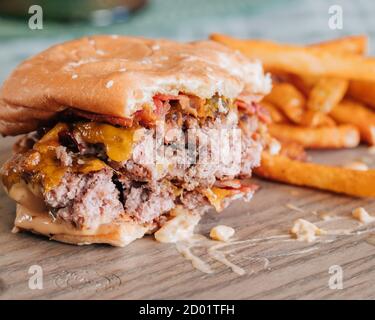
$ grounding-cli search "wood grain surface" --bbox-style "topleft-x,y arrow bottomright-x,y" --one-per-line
0,136 -> 374,300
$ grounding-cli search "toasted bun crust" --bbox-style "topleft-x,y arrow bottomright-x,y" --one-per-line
15,204 -> 149,247
0,35 -> 270,136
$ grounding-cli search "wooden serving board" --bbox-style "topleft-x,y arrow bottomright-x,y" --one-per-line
0,136 -> 374,300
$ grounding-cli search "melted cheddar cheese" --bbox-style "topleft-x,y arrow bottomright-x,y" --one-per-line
29,123 -> 108,191
3,121 -> 137,192
203,187 -> 236,212
74,122 -> 136,162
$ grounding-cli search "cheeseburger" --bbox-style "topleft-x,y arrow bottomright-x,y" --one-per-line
0,36 -> 271,246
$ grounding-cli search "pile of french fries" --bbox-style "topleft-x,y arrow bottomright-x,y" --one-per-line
211,34 -> 375,197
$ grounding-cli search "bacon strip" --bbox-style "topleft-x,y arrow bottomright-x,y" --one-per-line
62,94 -> 269,129
235,100 -> 271,123
62,109 -> 133,127
214,179 -> 242,189
153,94 -> 180,101
238,183 -> 259,193
255,103 -> 272,124
235,100 -> 257,114
214,179 -> 259,193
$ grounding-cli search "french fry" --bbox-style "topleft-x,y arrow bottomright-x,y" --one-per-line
348,80 -> 375,110
310,36 -> 373,111
287,74 -> 317,96
264,83 -> 305,123
330,99 -> 375,145
292,36 -> 365,96
254,152 -> 375,197
300,110 -> 336,127
210,34 -> 375,81
287,37 -> 365,97
269,123 -> 360,149
310,35 -> 368,55
307,78 -> 348,113
279,141 -> 307,161
260,101 -> 289,123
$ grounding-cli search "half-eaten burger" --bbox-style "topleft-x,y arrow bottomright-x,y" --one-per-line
0,36 -> 271,246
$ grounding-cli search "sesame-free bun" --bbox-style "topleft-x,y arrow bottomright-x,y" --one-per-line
6,178 -> 151,247
0,35 -> 270,136
15,204 -> 150,247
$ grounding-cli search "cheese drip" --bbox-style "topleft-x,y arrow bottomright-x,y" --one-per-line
203,187 -> 237,212
74,122 -> 136,162
2,121 -> 136,192
32,123 -> 108,191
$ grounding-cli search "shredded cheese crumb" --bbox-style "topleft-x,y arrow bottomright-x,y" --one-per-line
343,161 -> 368,171
154,209 -> 201,243
290,219 -> 325,242
11,226 -> 20,233
72,74 -> 78,79
105,80 -> 114,88
119,68 -> 127,72
210,225 -> 235,242
318,211 -> 335,221
352,207 -> 375,224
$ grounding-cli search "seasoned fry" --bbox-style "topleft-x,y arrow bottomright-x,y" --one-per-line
264,83 -> 305,123
300,110 -> 336,127
294,37 -> 364,97
348,80 -> 375,110
210,34 -> 375,81
212,34 -> 375,198
310,35 -> 368,55
254,152 -> 375,197
279,141 -> 307,161
260,101 -> 289,123
287,74 -> 317,96
310,36 -> 372,111
269,123 -> 360,149
288,37 -> 364,97
307,78 -> 348,113
330,99 -> 375,145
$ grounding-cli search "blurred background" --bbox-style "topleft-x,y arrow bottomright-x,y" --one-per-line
0,0 -> 374,82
